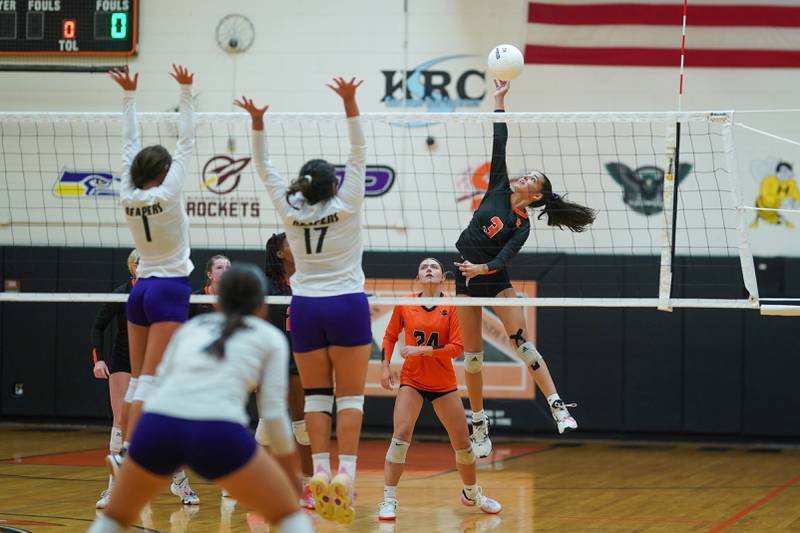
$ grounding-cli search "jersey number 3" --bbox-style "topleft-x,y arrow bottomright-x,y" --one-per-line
482,216 -> 504,238
303,227 -> 328,254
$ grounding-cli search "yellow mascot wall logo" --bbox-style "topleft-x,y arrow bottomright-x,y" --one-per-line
751,161 -> 800,228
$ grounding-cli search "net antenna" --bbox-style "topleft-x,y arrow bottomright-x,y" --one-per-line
658,0 -> 758,311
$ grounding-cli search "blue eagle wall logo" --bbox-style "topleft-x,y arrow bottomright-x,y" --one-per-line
606,162 -> 692,216
52,170 -> 119,197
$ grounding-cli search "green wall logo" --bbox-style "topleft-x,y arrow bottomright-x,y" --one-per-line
606,162 -> 692,216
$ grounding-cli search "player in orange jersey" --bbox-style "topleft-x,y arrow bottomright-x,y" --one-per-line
377,258 -> 501,521
189,254 -> 230,317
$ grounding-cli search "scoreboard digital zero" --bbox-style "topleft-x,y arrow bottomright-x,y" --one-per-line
0,0 -> 137,55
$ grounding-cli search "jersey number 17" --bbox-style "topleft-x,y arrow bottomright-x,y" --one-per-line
303,227 -> 328,254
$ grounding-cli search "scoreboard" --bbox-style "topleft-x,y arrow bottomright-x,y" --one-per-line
0,0 -> 137,55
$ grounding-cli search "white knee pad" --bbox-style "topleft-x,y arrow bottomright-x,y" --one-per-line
255,418 -> 271,446
463,351 -> 484,374
455,446 -> 476,465
336,395 -> 365,413
305,394 -> 334,415
291,420 -> 310,446
517,341 -> 543,370
385,437 -> 410,464
256,417 -> 295,455
109,426 -> 123,454
123,377 -> 138,404
132,375 -> 156,403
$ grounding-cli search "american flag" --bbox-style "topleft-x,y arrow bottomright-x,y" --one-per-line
525,1 -> 800,67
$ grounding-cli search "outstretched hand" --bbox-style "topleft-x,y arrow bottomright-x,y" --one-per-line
233,97 -> 269,119
109,67 -> 138,91
169,64 -> 194,85
326,77 -> 364,101
233,96 -> 269,130
494,79 -> 510,98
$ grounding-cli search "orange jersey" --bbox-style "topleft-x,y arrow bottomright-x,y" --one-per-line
381,294 -> 463,392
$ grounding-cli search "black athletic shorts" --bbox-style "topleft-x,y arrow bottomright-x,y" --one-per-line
109,350 -> 131,374
400,384 -> 458,403
454,258 -> 513,298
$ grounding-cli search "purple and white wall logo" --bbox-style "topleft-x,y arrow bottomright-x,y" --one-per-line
334,165 -> 396,197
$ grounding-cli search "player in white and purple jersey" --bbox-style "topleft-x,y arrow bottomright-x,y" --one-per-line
235,77 -> 369,525
88,264 -> 312,533
106,65 -> 199,504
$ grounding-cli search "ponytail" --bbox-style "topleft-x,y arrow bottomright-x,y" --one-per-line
529,173 -> 596,232
205,313 -> 245,359
203,264 -> 267,359
285,159 -> 337,208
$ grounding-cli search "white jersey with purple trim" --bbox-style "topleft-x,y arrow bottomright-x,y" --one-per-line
145,313 -> 290,430
119,86 -> 195,278
253,117 -> 366,297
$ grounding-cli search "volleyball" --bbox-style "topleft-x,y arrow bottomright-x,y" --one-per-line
487,44 -> 524,81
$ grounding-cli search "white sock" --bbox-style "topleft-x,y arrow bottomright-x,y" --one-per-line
384,485 -> 397,500
547,394 -> 562,408
338,454 -> 358,480
121,441 -> 130,455
463,484 -> 479,500
312,452 -> 331,477
109,426 -> 123,454
87,514 -> 126,533
107,474 -> 114,489
172,470 -> 186,485
276,510 -> 313,533
472,409 -> 486,424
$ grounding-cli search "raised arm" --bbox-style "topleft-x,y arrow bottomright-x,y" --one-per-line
488,80 -> 510,192
234,96 -> 294,220
158,65 -> 196,201
326,77 -> 366,210
110,68 -> 140,195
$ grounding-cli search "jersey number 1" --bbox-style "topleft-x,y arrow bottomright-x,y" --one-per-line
141,215 -> 152,242
304,227 -> 328,254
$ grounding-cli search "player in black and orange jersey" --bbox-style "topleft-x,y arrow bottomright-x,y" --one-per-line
377,258 -> 501,521
90,250 -> 137,509
189,254 -> 230,317
263,232 -> 315,510
454,80 -> 596,454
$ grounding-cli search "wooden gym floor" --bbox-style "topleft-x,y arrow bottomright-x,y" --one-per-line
0,425 -> 798,532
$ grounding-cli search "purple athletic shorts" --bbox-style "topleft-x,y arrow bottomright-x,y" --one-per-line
290,292 -> 372,352
128,412 -> 257,480
127,277 -> 191,326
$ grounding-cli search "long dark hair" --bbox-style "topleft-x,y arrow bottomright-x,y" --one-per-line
528,173 -> 596,232
285,159 -> 337,208
265,232 -> 290,293
205,263 -> 267,359
130,145 -> 172,189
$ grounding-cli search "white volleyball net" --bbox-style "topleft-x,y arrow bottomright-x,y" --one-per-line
0,110 -> 761,308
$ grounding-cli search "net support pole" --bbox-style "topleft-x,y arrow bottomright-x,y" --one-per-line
724,115 -> 760,302
658,0 -> 689,312
658,124 -> 679,311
